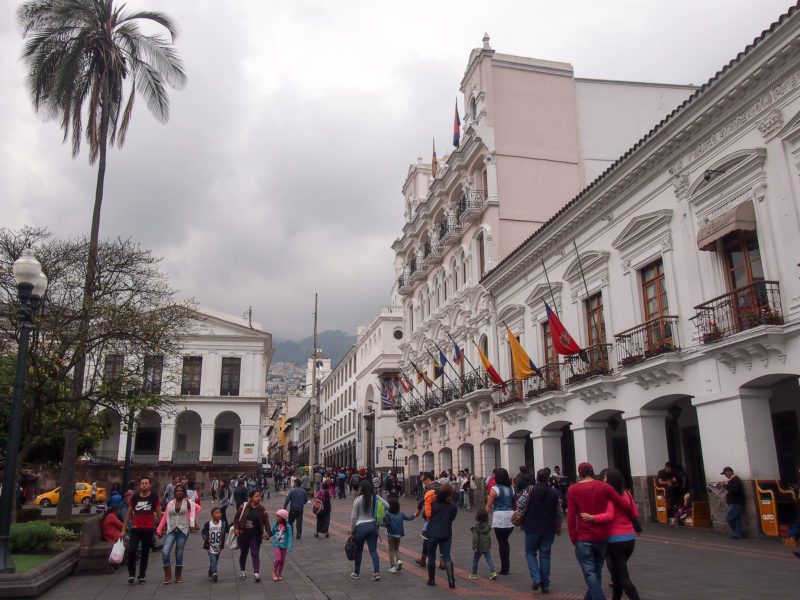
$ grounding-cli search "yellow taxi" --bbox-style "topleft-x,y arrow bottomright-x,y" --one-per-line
34,482 -> 108,507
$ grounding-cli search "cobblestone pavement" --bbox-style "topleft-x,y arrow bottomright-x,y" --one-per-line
39,491 -> 797,600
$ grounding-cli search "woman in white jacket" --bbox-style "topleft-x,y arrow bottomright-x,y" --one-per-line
156,484 -> 197,583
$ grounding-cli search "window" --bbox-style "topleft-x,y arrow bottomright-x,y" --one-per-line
453,265 -> 459,291
481,169 -> 488,194
724,231 -> 764,291
477,233 -> 486,277
103,354 -> 124,384
542,321 -> 560,387
181,356 -> 202,395
462,259 -> 468,286
143,355 -> 163,394
220,357 -> 241,396
640,259 -> 672,348
585,293 -> 606,346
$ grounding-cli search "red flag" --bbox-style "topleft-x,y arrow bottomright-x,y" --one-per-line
398,373 -> 410,393
545,302 -> 582,356
476,345 -> 506,393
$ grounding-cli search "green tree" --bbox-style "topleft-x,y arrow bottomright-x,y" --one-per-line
18,0 -> 186,520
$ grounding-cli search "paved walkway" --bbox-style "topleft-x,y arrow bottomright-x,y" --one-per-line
40,492 -> 798,600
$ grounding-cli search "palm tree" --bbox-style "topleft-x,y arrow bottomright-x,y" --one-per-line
18,0 -> 186,520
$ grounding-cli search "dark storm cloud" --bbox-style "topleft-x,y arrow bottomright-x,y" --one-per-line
1,0 -> 793,338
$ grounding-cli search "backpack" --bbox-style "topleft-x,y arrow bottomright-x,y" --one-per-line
374,497 -> 387,527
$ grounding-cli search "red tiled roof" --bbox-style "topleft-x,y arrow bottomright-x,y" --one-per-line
482,1 -> 800,284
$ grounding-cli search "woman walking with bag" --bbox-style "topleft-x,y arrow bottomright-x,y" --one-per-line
485,467 -> 515,575
348,480 -> 389,581
156,483 -> 197,584
426,483 -> 458,588
233,490 -> 272,582
314,481 -> 332,538
579,468 -> 641,600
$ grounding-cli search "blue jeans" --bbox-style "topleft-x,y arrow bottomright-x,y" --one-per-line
525,532 -> 555,589
353,522 -> 379,575
207,551 -> 219,576
162,529 -> 188,567
574,540 -> 607,600
726,503 -> 744,538
427,536 -> 452,567
471,549 -> 496,575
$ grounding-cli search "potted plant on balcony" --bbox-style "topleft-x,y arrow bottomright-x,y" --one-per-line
702,322 -> 723,344
739,307 -> 762,329
620,354 -> 643,367
761,307 -> 782,325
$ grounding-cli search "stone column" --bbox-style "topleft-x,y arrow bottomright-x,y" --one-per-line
571,422 -> 609,467
500,438 -> 526,472
623,409 -> 669,522
532,430 -> 562,472
199,423 -> 215,463
693,390 -> 779,536
158,422 -> 176,463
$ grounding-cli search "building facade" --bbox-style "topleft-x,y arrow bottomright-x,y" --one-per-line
92,306 -> 273,468
477,7 -> 800,536
394,36 -> 695,483
319,347 -> 359,467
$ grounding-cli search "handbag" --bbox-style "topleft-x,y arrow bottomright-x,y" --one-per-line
511,485 -> 533,527
108,539 -> 125,564
344,535 -> 356,561
227,505 -> 247,550
312,494 -> 323,515
627,492 -> 643,534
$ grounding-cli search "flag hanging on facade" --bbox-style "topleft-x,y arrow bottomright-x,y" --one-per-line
393,377 -> 403,399
476,344 -> 506,392
507,327 -> 545,380
431,138 -> 438,177
433,355 -> 444,380
411,360 -> 433,387
380,381 -> 393,409
545,302 -> 584,358
398,372 -> 410,393
403,371 -> 415,391
453,342 -> 463,365
453,100 -> 461,147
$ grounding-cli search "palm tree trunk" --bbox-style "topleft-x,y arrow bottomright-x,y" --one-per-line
55,93 -> 110,521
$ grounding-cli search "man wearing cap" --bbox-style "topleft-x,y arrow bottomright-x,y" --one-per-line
566,462 -> 635,600
719,466 -> 745,539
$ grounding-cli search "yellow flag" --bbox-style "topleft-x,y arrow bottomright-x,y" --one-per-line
507,327 -> 534,380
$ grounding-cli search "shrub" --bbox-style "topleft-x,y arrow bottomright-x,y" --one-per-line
10,522 -> 55,553
16,507 -> 43,522
50,525 -> 79,542
51,520 -> 84,535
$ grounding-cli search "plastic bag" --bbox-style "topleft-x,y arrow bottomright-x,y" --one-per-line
226,527 -> 239,550
109,539 -> 125,564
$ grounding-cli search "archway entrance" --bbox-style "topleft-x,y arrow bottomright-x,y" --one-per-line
213,411 -> 241,465
174,411 -> 201,464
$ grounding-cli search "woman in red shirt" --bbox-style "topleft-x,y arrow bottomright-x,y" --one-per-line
579,468 -> 641,600
102,505 -> 125,543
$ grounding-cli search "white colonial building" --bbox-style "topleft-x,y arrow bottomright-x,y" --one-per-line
93,306 -> 273,468
478,6 -> 800,536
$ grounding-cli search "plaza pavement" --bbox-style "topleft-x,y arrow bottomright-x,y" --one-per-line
39,490 -> 797,600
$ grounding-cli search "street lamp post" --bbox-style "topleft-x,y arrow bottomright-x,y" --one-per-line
0,249 -> 47,574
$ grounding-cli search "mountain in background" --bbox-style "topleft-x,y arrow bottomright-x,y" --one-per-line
273,330 -> 356,366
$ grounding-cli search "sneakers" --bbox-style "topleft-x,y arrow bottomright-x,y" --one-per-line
254,573 -> 260,583
239,571 -> 247,580
372,573 -> 380,581
388,567 -> 398,574
489,571 -> 498,580
138,577 -> 146,585
396,560 -> 403,571
350,573 -> 360,579
468,573 -> 478,581
127,577 -> 135,585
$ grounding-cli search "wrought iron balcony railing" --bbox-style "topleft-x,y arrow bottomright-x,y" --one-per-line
692,280 -> 783,344
614,315 -> 680,368
563,343 -> 613,386
173,450 -> 200,464
212,452 -> 240,465
457,189 -> 487,223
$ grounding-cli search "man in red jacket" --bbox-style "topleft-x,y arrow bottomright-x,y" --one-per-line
566,463 -> 633,600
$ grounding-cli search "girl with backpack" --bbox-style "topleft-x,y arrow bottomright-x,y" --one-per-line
314,481 -> 332,538
348,480 -> 389,581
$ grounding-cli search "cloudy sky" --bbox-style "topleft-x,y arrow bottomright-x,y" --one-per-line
0,0 -> 792,340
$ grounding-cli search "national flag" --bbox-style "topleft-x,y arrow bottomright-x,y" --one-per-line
431,138 -> 438,177
453,342 -> 464,366
403,371 -> 415,391
476,344 -> 506,392
380,383 -> 392,409
411,360 -> 433,387
438,348 -> 449,371
507,327 -> 545,380
432,356 -> 444,380
545,302 -> 586,362
393,377 -> 403,398
453,101 -> 461,147
398,372 -> 410,393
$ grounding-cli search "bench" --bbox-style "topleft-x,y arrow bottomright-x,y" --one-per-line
755,480 -> 798,537
685,500 -> 710,527
77,514 -> 114,573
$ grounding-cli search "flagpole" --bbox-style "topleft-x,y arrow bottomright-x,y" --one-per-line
573,238 -> 598,349
424,347 -> 452,406
446,330 -> 485,386
408,359 -> 435,410
432,339 -> 468,389
541,258 -> 560,317
401,368 -> 426,405
425,345 -> 462,392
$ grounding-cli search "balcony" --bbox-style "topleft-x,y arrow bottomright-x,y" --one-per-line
131,452 -> 159,465
90,450 -> 118,464
173,450 -> 200,464
409,258 -> 425,283
692,280 -> 783,344
397,275 -> 412,296
563,344 -> 613,386
212,452 -> 240,465
424,242 -> 444,267
499,363 -> 562,408
439,218 -> 462,246
457,189 -> 487,225
614,316 -> 680,368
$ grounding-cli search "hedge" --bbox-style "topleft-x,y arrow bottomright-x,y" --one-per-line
10,522 -> 55,553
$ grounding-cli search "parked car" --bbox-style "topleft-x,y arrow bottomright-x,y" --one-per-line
34,482 -> 107,507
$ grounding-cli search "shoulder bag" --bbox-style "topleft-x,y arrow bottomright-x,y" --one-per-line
226,504 -> 247,550
511,485 -> 533,527
627,492 -> 643,534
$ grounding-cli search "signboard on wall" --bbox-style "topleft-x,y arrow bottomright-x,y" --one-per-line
244,443 -> 255,456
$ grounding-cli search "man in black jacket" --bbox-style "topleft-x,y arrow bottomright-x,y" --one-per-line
284,479 -> 308,539
514,466 -> 534,494
720,466 -> 745,539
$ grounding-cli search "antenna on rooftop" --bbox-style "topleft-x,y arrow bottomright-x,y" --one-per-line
244,306 -> 253,328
